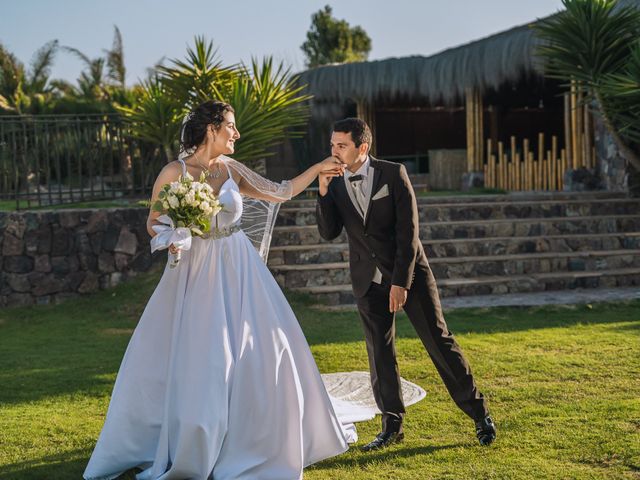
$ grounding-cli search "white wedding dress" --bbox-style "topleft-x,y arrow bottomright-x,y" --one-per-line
83,161 -> 351,480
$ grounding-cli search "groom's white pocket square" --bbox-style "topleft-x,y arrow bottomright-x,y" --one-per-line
372,184 -> 389,200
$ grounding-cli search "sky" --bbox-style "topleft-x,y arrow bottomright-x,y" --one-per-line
1,0 -> 565,86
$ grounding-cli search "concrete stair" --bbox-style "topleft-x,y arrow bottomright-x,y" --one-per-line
267,192 -> 640,306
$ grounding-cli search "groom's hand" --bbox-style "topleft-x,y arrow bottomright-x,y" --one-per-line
389,285 -> 408,313
318,156 -> 344,197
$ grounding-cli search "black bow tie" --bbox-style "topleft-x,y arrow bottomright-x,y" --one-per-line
348,174 -> 364,182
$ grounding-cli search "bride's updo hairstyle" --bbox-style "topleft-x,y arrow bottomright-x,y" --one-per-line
179,100 -> 235,153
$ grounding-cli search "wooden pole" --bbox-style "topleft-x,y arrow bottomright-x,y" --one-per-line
577,87 -> 584,169
465,88 -> 475,173
528,152 -> 535,191
476,90 -> 484,170
357,100 -> 376,156
564,93 -> 572,168
490,154 -> 497,188
584,101 -> 592,169
560,149 -> 567,190
504,154 -> 509,191
538,133 -> 545,191
570,81 -> 579,169
485,138 -> 495,188
498,141 -> 504,189
523,138 -> 530,191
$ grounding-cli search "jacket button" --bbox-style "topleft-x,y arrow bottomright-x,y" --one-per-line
364,233 -> 369,237
370,252 -> 376,258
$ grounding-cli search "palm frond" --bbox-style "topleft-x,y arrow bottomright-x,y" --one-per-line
28,40 -> 59,92
105,25 -> 126,87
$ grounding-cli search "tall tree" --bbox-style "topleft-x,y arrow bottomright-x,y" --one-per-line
119,37 -> 311,164
301,5 -> 372,68
535,0 -> 640,172
0,40 -> 59,114
105,25 -> 126,89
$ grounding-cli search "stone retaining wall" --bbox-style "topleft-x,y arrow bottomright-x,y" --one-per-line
0,208 -> 159,308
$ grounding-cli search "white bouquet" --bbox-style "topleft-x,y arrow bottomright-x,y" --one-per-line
150,171 -> 222,268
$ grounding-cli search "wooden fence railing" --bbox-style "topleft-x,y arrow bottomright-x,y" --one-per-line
484,133 -> 595,191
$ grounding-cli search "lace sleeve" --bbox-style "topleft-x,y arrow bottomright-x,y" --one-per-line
223,156 -> 291,263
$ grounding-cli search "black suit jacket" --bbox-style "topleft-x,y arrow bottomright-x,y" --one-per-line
316,157 -> 429,298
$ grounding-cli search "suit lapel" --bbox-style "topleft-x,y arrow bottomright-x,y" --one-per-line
364,158 -> 384,228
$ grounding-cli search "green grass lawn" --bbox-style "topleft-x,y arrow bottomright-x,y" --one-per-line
0,266 -> 638,479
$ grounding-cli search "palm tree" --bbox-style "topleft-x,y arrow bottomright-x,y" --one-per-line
105,25 -> 126,89
119,36 -> 311,164
62,46 -> 109,100
118,75 -> 183,163
61,25 -> 129,106
0,40 -> 59,114
534,0 -> 640,172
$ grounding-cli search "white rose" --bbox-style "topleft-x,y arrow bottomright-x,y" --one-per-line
167,195 -> 179,209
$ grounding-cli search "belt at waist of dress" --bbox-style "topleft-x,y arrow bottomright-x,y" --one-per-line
200,223 -> 241,240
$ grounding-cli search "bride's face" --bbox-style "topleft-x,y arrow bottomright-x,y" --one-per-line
210,111 -> 240,154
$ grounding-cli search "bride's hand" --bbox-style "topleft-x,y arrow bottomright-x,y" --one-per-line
317,156 -> 345,176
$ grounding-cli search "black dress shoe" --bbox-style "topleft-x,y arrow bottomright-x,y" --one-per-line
475,415 -> 496,446
361,431 -> 404,452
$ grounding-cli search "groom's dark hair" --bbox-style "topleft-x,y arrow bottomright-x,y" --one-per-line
333,118 -> 372,152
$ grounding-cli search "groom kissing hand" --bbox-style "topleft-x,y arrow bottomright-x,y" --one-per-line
316,118 -> 496,451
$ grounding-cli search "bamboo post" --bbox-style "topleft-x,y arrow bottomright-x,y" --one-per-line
465,88 -> 476,173
476,90 -> 484,171
515,153 -> 521,191
551,136 -> 558,190
489,154 -> 496,188
577,87 -> 585,169
357,100 -> 376,156
584,104 -> 591,169
537,133 -> 545,191
510,136 -> 516,190
560,149 -> 567,190
504,154 -> 509,191
528,152 -> 535,191
498,141 -> 504,189
546,151 -> 552,190
486,139 -> 493,187
523,138 -> 530,191
564,93 -> 572,169
570,81 -> 579,169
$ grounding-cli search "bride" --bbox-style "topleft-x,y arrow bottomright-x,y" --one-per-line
83,100 -> 350,480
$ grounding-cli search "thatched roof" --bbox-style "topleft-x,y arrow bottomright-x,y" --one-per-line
298,0 -> 640,105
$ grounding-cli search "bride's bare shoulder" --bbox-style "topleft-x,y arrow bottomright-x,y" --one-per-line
154,161 -> 183,184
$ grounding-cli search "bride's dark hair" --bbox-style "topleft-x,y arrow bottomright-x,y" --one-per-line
179,100 -> 235,153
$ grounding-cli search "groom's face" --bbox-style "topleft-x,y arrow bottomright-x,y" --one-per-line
330,131 -> 368,166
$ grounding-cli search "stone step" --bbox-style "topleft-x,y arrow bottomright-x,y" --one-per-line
271,214 -> 640,246
268,232 -> 640,265
287,267 -> 640,306
276,198 -> 640,226
286,190 -> 632,208
270,250 -> 640,289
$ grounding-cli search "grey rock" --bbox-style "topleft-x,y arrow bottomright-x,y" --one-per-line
114,227 -> 138,255
2,233 -> 23,256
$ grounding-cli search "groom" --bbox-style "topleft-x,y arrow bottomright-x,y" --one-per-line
315,118 -> 496,450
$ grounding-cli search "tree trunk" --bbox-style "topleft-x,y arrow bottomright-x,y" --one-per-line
163,145 -> 174,164
594,91 -> 640,173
